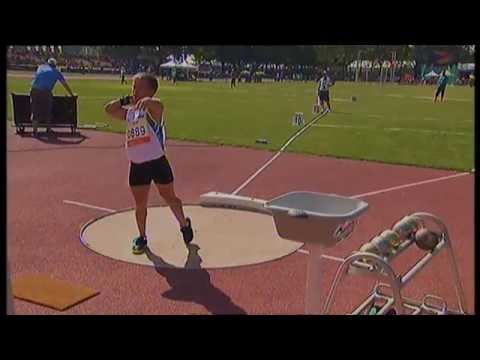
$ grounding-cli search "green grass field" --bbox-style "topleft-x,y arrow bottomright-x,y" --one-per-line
6,74 -> 474,171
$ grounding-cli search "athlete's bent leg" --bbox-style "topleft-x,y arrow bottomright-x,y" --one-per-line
155,182 -> 187,228
155,182 -> 193,244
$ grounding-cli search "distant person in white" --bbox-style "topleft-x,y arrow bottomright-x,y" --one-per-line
317,70 -> 334,113
120,66 -> 126,84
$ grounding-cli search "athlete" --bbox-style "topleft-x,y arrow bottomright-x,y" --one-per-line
104,73 -> 193,254
434,70 -> 449,103
316,70 -> 334,113
120,66 -> 126,84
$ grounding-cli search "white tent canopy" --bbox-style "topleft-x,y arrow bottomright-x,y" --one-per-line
458,63 -> 474,71
178,60 -> 198,70
159,60 -> 178,68
160,59 -> 198,70
424,70 -> 439,78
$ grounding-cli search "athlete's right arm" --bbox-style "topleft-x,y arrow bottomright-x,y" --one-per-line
104,97 -> 130,120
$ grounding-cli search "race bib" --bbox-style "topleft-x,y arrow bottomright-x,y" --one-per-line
126,110 -> 151,147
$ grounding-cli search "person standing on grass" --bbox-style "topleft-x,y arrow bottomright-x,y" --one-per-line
120,66 -> 126,84
434,70 -> 449,102
104,73 -> 193,255
172,67 -> 177,85
316,70 -> 334,113
230,70 -> 236,88
30,58 -> 75,136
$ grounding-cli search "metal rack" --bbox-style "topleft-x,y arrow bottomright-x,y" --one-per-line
321,212 -> 468,315
199,191 -> 469,315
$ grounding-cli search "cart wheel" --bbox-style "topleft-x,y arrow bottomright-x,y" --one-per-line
386,308 -> 397,315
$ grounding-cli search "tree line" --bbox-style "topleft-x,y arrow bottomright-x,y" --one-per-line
98,45 -> 474,67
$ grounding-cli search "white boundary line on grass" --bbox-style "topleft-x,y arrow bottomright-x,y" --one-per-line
63,200 -> 116,213
312,123 -> 471,136
413,96 -> 472,102
231,110 -> 329,195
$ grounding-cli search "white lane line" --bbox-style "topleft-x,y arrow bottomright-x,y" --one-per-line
414,96 -> 472,102
386,127 -> 470,136
420,117 -> 471,123
231,152 -> 284,195
350,172 -> 471,199
231,111 -> 329,195
313,124 -> 368,130
331,98 -> 353,102
447,98 -> 473,102
296,249 -> 345,262
63,200 -> 116,213
313,123 -> 471,136
362,115 -> 470,124
413,96 -> 435,101
321,254 -> 345,262
385,94 -> 472,103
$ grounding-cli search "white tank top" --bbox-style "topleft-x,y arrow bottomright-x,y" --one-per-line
125,108 -> 166,164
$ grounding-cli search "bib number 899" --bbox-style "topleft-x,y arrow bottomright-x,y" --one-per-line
129,126 -> 146,139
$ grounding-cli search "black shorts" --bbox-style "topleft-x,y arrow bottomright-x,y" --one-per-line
129,156 -> 174,187
30,88 -> 53,124
435,86 -> 446,97
318,90 -> 330,102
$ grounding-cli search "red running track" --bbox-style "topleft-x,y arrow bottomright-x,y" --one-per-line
7,127 -> 474,315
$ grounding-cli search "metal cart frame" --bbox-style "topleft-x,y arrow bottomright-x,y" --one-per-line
11,93 -> 78,135
321,212 -> 468,315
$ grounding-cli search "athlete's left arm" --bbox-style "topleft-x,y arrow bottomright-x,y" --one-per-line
136,97 -> 164,122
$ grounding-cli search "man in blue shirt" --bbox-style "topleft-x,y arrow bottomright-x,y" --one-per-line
434,70 -> 449,103
30,58 -> 75,136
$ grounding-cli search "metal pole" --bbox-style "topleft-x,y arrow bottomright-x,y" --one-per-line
355,50 -> 361,82
305,245 -> 327,314
390,52 -> 394,82
400,242 -> 444,286
379,63 -> 383,86
392,51 -> 397,82
323,253 -> 405,315
411,212 -> 468,314
444,237 -> 468,313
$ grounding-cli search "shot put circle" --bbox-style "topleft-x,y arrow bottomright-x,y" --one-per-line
80,205 -> 303,269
